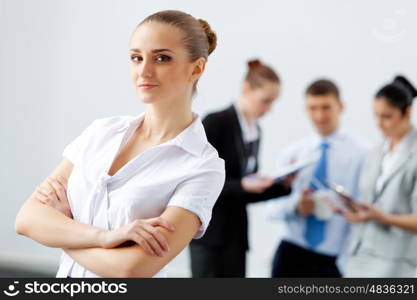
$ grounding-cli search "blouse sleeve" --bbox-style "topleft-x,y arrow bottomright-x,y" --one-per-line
62,120 -> 98,164
167,156 -> 225,239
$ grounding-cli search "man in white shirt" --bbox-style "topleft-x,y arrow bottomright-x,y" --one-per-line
266,79 -> 367,277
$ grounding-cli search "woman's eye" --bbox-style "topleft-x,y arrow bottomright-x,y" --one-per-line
155,55 -> 171,63
131,56 -> 142,63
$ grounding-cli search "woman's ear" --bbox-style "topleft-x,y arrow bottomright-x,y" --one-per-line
190,57 -> 206,81
404,106 -> 412,120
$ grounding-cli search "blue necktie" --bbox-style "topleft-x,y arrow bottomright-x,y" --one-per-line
304,141 -> 329,249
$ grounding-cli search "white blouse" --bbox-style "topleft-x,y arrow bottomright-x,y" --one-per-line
56,113 -> 225,278
233,103 -> 259,143
234,104 -> 259,174
375,129 -> 413,194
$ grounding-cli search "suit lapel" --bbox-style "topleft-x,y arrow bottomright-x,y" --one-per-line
376,129 -> 417,198
227,105 -> 247,175
367,148 -> 384,203
252,138 -> 260,172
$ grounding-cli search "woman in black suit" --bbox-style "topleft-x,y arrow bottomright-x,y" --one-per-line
190,59 -> 292,277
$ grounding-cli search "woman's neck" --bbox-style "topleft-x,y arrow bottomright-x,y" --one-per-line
237,97 -> 255,124
389,123 -> 412,152
141,100 -> 193,144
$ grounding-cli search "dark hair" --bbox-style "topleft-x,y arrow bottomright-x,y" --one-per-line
138,10 -> 217,61
375,75 -> 417,114
305,79 -> 340,100
245,59 -> 280,89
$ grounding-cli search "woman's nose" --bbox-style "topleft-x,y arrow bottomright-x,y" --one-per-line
138,59 -> 153,78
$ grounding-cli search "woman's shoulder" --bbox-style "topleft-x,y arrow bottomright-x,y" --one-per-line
197,142 -> 225,173
203,105 -> 234,124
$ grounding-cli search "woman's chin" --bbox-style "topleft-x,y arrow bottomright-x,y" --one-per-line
137,94 -> 159,104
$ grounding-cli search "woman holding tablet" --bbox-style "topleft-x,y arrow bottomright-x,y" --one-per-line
189,59 -> 293,277
15,10 -> 225,278
338,75 -> 417,277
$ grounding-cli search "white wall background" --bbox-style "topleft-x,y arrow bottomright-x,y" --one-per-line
1,0 -> 416,277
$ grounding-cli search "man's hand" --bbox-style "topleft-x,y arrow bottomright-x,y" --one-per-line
296,188 -> 315,217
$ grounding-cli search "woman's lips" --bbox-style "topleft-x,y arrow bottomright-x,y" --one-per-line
138,84 -> 159,90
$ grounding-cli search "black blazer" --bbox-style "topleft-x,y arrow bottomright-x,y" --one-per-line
192,105 -> 291,250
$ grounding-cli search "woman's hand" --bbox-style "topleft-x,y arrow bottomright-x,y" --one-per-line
35,176 -> 176,256
100,218 -> 175,257
34,176 -> 73,219
241,174 -> 274,193
334,201 -> 387,224
282,173 -> 297,188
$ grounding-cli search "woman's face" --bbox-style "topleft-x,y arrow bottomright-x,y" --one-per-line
373,98 -> 411,138
129,22 -> 204,105
243,81 -> 280,119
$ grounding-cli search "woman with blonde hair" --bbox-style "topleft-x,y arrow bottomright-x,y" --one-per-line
15,10 -> 225,278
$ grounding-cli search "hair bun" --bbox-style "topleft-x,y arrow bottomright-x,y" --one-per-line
198,19 -> 217,55
394,75 -> 417,101
248,59 -> 262,70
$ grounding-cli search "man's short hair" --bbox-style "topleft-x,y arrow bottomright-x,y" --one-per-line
305,79 -> 340,100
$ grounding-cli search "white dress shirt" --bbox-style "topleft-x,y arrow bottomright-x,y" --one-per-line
234,103 -> 259,143
234,103 -> 259,173
56,113 -> 225,278
265,130 -> 367,273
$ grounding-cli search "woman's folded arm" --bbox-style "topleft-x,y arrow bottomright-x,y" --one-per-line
65,206 -> 201,277
15,159 -> 105,249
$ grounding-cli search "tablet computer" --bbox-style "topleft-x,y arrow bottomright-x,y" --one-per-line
328,182 -> 357,212
273,156 -> 318,182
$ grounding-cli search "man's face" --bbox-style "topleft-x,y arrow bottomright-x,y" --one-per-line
305,93 -> 343,136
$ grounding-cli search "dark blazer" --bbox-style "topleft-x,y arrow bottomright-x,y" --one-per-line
192,105 -> 291,250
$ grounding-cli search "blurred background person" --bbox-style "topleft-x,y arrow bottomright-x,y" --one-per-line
266,79 -> 367,277
339,76 -> 417,277
189,59 -> 293,277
